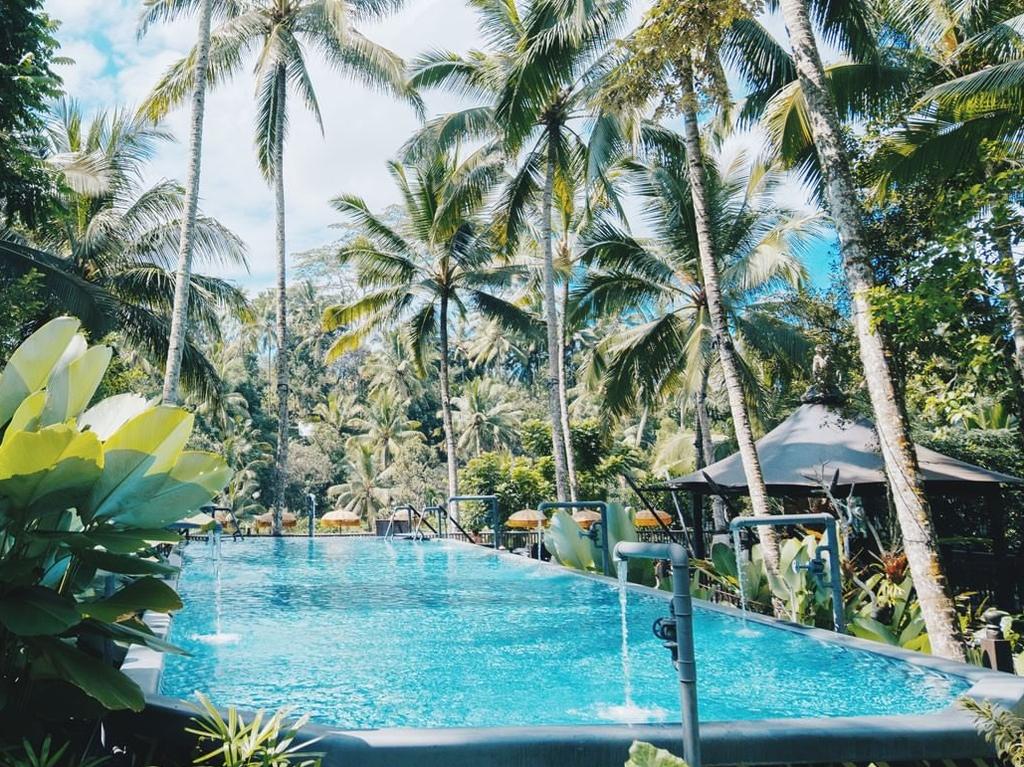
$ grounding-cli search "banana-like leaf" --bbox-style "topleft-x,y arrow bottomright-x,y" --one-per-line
33,636 -> 145,711
75,550 -> 177,576
543,509 -> 595,570
710,542 -> 738,579
78,577 -> 182,623
40,345 -> 112,427
87,407 -> 194,521
78,617 -> 186,655
6,391 -> 47,437
0,318 -> 80,427
626,742 -> 687,767
603,503 -> 636,572
78,394 -> 150,441
0,426 -> 103,510
106,451 -> 229,529
0,586 -> 81,636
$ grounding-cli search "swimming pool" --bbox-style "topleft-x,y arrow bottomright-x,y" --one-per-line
161,537 -> 971,729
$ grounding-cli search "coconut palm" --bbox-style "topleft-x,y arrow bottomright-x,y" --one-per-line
452,378 -> 525,456
2,99 -> 248,399
137,0 -> 224,404
143,0 -> 421,535
406,0 -> 633,501
328,444 -> 392,527
321,149 -> 535,505
575,126 -> 815,530
772,0 -> 965,660
348,388 -> 424,471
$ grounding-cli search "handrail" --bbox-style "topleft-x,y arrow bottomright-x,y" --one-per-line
448,495 -> 499,549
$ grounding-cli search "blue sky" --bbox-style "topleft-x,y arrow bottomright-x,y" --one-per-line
44,0 -> 838,293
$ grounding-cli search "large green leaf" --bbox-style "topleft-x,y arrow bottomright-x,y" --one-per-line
5,391 -> 47,437
87,406 -> 194,520
0,425 -> 103,510
33,637 -> 144,711
79,617 -> 186,655
0,317 -> 80,427
78,394 -> 150,441
106,451 -> 230,529
76,550 -> 177,576
0,586 -> 81,636
626,741 -> 687,767
79,577 -> 182,623
543,509 -> 595,570
40,345 -> 112,426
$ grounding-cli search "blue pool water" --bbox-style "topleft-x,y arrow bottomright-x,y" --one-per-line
161,538 -> 970,729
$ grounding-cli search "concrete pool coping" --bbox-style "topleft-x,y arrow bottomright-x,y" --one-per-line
122,537 -> 1024,766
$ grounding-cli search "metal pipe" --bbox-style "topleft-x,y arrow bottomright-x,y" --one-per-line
539,501 -> 611,575
613,542 -> 700,767
729,514 -> 845,633
448,495 -> 499,549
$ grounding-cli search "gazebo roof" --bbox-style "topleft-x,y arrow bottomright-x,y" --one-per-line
649,399 -> 1023,497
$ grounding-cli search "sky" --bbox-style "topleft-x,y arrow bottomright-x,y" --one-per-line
43,0 -> 838,292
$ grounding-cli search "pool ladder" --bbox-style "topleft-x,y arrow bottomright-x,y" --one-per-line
383,504 -> 437,541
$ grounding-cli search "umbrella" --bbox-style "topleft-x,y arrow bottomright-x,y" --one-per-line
572,509 -> 602,530
635,508 -> 673,528
255,511 -> 297,528
322,509 -> 362,528
173,512 -> 216,531
506,509 -> 548,528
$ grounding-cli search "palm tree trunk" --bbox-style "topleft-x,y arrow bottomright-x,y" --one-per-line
695,375 -> 729,531
677,57 -> 778,570
541,129 -> 571,501
994,226 -> 1024,378
778,0 -> 964,659
558,277 -> 578,500
438,291 -> 460,509
271,69 -> 288,538
161,0 -> 212,405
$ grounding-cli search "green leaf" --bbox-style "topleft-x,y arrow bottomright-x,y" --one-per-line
0,587 -> 81,636
78,394 -> 150,441
78,617 -> 186,655
6,391 -> 47,436
87,406 -> 194,521
0,425 -> 103,510
33,637 -> 144,711
626,741 -> 688,767
0,317 -> 80,427
40,345 -> 112,426
79,577 -> 182,623
76,550 -> 177,576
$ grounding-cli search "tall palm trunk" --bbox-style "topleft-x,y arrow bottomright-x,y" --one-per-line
695,374 -> 729,531
271,69 -> 289,538
558,277 -> 578,500
677,57 -> 778,570
541,129 -> 571,501
778,0 -> 963,659
438,291 -> 460,510
994,226 -> 1024,378
161,0 -> 212,405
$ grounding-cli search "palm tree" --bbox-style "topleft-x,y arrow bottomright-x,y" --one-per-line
772,0 -> 965,659
2,99 -> 249,399
143,0 -> 420,535
137,0 -> 221,405
328,444 -> 392,527
349,388 -> 423,471
406,0 -> 633,501
321,150 -> 534,506
452,377 -> 525,456
576,125 -> 815,533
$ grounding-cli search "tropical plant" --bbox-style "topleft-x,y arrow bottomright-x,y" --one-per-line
452,378 -> 524,456
625,741 -> 686,767
185,693 -> 321,767
138,0 -> 217,404
0,317 -> 230,728
327,445 -> 391,527
963,697 -> 1024,767
143,0 -> 421,535
321,149 -> 533,503
348,388 -> 422,471
407,0 -> 634,502
1,100 -> 249,401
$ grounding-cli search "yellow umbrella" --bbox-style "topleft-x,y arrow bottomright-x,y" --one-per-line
572,509 -> 602,530
322,509 -> 362,528
506,508 -> 548,528
255,511 -> 297,528
635,509 -> 673,528
178,512 -> 215,531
